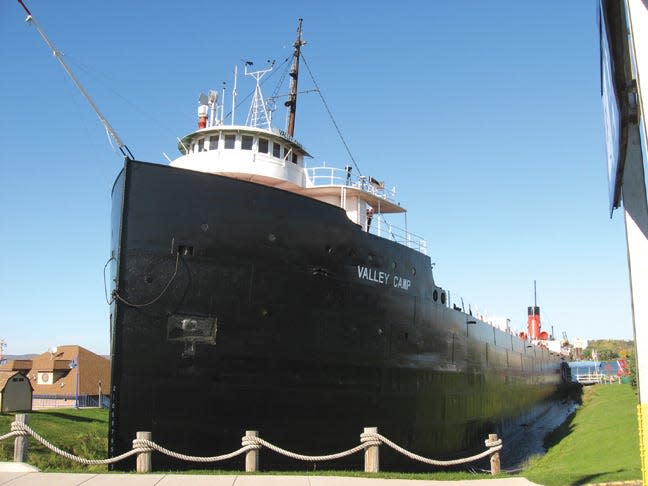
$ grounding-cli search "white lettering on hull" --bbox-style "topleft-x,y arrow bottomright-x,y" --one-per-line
356,265 -> 411,291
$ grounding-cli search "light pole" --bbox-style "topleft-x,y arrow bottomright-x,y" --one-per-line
69,358 -> 79,408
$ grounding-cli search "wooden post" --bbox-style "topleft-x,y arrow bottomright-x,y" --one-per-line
489,433 -> 501,475
13,413 -> 29,463
245,430 -> 259,472
363,426 -> 379,473
136,431 -> 152,473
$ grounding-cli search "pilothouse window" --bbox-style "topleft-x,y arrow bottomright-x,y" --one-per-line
225,134 -> 235,149
209,136 -> 219,150
198,139 -> 205,152
258,138 -> 269,153
242,135 -> 253,150
272,142 -> 281,158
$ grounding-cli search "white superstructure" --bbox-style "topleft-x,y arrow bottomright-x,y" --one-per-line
171,62 -> 427,254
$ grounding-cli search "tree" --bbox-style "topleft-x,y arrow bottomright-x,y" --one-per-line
627,352 -> 637,388
598,348 -> 619,361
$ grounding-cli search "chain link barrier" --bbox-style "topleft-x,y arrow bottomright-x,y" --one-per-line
0,418 -> 502,470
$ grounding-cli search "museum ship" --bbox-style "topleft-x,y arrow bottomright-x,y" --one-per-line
107,21 -> 567,471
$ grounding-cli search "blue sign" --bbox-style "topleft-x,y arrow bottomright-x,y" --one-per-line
600,0 -> 623,215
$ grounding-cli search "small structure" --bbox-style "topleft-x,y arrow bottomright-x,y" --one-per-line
0,345 -> 111,409
0,371 -> 33,412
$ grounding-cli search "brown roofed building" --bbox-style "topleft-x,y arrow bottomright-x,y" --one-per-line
0,345 -> 110,409
0,360 -> 32,373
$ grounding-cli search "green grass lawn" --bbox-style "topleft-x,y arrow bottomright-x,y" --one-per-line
523,384 -> 641,485
0,408 -> 109,472
0,386 -> 642,483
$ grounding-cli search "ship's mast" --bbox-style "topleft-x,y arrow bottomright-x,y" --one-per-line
286,18 -> 305,137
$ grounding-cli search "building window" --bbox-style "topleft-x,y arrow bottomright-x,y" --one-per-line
198,138 -> 205,152
209,135 -> 219,150
225,134 -> 236,149
241,135 -> 253,150
258,138 -> 269,153
272,142 -> 281,158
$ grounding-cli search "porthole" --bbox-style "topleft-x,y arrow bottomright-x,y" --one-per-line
433,290 -> 438,302
411,266 -> 416,276
441,292 -> 446,305
368,253 -> 374,262
325,245 -> 333,254
268,233 -> 276,242
391,261 -> 397,270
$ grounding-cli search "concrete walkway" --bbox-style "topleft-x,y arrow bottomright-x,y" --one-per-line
0,462 -> 543,486
0,471 -> 542,486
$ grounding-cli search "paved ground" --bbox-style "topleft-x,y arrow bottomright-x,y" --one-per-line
0,463 -> 544,485
0,470 -> 542,486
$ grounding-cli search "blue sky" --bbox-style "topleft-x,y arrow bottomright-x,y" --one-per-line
0,1 -> 634,355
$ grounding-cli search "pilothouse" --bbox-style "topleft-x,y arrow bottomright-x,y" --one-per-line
170,22 -> 427,254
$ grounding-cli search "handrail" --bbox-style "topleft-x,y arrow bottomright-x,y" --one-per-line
369,217 -> 428,255
305,166 -> 427,255
306,166 -> 397,203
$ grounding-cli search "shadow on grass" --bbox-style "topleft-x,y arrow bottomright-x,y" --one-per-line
34,410 -> 106,424
541,382 -> 583,450
542,409 -> 576,450
571,469 -> 627,485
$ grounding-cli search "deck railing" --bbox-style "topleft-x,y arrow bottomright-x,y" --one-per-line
306,166 -> 428,254
306,166 -> 398,203
369,216 -> 428,255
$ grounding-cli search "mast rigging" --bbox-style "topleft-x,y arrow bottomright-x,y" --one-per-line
16,0 -> 134,159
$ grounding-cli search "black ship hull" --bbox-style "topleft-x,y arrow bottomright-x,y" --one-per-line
109,159 -> 565,471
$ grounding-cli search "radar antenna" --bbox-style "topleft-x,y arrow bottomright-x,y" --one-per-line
244,62 -> 274,129
16,0 -> 134,159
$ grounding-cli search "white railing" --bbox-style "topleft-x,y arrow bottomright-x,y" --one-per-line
306,166 -> 398,203
306,166 -> 428,255
370,217 -> 428,255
